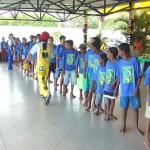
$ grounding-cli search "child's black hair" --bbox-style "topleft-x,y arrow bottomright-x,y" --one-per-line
91,41 -> 100,50
79,43 -> 87,50
50,36 -> 54,40
93,37 -> 101,45
65,40 -> 74,46
109,47 -> 118,58
100,53 -> 108,65
118,43 -> 130,54
25,42 -> 29,47
60,36 -> 66,41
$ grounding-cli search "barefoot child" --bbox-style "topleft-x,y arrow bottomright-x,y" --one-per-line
83,37 -> 101,107
118,43 -> 143,135
62,40 -> 78,98
75,43 -> 86,100
54,36 -> 66,92
85,42 -> 104,111
144,66 -> 150,149
103,47 -> 119,121
24,42 -> 30,76
94,53 -> 108,116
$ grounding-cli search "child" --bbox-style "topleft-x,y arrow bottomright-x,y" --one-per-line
21,37 -> 27,68
134,36 -> 143,57
1,37 -> 7,63
48,36 -> 56,84
62,40 -> 78,98
144,66 -> 150,149
75,43 -> 86,100
86,42 -> 104,111
103,47 -> 119,121
54,36 -> 66,92
24,42 -> 30,76
118,43 -> 143,135
29,36 -> 37,78
83,37 -> 101,107
94,53 -> 108,115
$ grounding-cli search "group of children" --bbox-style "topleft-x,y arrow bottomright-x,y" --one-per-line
1,34 -> 150,149
54,36 -> 150,149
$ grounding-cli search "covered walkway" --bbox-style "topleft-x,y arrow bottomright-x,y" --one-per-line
0,63 -> 147,150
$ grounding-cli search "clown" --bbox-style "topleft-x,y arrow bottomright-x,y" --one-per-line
24,31 -> 51,105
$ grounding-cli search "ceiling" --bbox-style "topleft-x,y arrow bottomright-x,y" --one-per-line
0,0 -> 149,22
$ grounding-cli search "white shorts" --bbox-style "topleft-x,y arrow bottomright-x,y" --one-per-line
145,102 -> 150,119
22,55 -> 25,59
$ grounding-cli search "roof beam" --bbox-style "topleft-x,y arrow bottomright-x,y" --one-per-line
2,0 -> 26,9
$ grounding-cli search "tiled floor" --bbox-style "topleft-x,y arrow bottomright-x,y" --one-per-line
0,63 -> 148,150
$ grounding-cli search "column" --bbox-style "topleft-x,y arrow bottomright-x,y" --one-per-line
128,2 -> 135,54
83,14 -> 88,43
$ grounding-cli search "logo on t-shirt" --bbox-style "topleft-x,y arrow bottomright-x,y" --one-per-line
93,59 -> 99,72
88,55 -> 93,68
80,58 -> 84,69
106,69 -> 115,84
51,51 -> 55,58
67,54 -> 75,65
122,66 -> 134,83
98,71 -> 106,85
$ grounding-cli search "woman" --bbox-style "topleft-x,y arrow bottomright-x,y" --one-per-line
24,31 -> 51,105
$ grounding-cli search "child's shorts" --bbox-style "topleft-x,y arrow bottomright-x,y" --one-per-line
120,96 -> 141,109
64,70 -> 77,85
145,102 -> 150,119
96,93 -> 103,105
50,63 -> 56,73
83,73 -> 92,92
22,55 -> 25,59
13,55 -> 17,60
89,80 -> 96,93
103,91 -> 115,100
77,73 -> 84,89
55,67 -> 61,78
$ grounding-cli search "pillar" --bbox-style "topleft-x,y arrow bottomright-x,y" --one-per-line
83,14 -> 88,44
128,2 -> 135,53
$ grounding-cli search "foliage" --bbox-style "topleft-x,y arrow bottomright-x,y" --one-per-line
0,14 -> 58,27
114,10 -> 150,51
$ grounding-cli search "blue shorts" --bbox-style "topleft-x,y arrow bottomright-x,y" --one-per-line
89,80 -> 96,93
96,93 -> 103,105
64,70 -> 77,85
120,96 -> 141,109
55,67 -> 61,78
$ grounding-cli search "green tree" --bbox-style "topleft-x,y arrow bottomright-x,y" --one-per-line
114,10 -> 150,51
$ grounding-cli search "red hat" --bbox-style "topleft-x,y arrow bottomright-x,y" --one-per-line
41,31 -> 50,41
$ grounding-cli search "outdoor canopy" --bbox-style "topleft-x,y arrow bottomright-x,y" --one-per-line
0,0 -> 149,22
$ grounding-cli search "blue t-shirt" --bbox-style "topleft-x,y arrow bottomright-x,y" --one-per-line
56,44 -> 65,69
75,54 -> 85,74
91,51 -> 105,81
63,49 -> 78,71
119,56 -> 142,96
20,43 -> 25,53
50,45 -> 56,63
104,60 -> 119,93
96,65 -> 106,94
91,53 -> 100,81
144,66 -> 150,102
24,48 -> 30,57
85,48 -> 95,73
29,41 -> 34,49
1,41 -> 7,50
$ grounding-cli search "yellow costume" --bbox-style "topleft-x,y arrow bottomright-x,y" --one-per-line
36,44 -> 50,98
